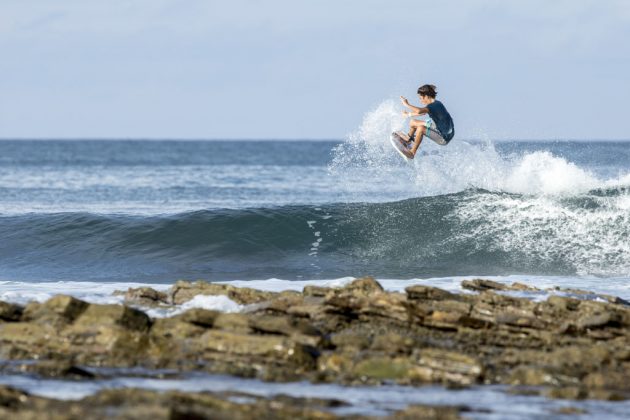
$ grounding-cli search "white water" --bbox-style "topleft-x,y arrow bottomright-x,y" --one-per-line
330,99 -> 630,198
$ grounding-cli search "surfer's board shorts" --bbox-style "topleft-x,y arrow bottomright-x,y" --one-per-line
424,119 -> 449,145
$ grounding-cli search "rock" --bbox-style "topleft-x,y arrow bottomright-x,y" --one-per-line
405,285 -> 457,301
462,280 -> 541,293
409,300 -> 472,330
16,360 -> 96,379
0,385 -> 29,409
173,308 -> 220,328
22,295 -> 89,327
371,332 -> 413,354
461,279 -> 508,292
0,384 -> 474,419
249,314 -> 323,346
0,301 -> 23,322
198,329 -> 318,378
507,366 -> 564,386
2,278 -> 630,405
549,287 -> 630,306
73,303 -> 151,332
324,282 -> 408,323
545,295 -> 581,311
390,404 -> 465,420
410,349 -> 483,386
123,286 -> 169,307
213,313 -> 253,334
545,386 -> 588,400
552,406 -> 588,415
353,357 -> 412,381
330,327 -> 372,351
169,280 -> 276,305
495,308 -> 548,329
582,370 -> 630,393
509,282 -> 541,292
303,285 -> 330,297
0,322 -> 61,359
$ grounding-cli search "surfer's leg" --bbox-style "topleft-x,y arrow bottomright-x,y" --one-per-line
410,124 -> 426,156
407,119 -> 424,145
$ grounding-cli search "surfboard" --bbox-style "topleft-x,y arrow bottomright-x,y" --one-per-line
390,131 -> 414,160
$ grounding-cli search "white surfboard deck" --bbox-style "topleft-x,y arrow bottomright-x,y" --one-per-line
390,131 -> 414,161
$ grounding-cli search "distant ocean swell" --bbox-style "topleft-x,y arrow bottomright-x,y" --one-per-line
1,186 -> 629,282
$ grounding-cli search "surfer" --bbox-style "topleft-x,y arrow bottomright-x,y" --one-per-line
399,84 -> 454,157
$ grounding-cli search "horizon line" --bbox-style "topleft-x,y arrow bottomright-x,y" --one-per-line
0,137 -> 630,142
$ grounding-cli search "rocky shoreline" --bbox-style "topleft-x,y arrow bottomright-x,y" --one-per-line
1,277 -> 630,418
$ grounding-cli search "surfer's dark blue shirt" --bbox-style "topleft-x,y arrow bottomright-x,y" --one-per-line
427,101 -> 454,141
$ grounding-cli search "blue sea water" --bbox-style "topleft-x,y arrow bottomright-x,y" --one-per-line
1,137 -> 630,290
2,101 -> 630,418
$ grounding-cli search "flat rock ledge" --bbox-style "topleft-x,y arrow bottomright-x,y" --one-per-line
1,277 -> 630,406
0,385 -> 465,420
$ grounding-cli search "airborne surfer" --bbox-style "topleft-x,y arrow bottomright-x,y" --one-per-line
398,84 -> 455,158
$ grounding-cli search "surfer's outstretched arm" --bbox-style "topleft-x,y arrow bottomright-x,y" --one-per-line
400,96 -> 428,116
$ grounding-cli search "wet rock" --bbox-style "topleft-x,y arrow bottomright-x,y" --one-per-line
509,282 -> 541,292
545,386 -> 588,400
461,279 -> 509,292
549,287 -> 630,306
16,360 -> 96,379
0,384 -> 475,419
406,285 -> 458,303
390,404 -> 465,420
0,301 -> 22,322
552,406 -> 588,415
123,286 -> 169,307
170,280 -> 276,305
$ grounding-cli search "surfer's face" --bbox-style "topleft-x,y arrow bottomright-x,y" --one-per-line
419,94 -> 432,105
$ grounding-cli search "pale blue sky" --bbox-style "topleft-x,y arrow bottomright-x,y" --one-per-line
1,0 -> 629,140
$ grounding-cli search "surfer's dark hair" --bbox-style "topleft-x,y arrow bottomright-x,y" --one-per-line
417,84 -> 437,98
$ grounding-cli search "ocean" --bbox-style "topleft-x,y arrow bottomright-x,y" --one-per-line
1,137 -> 630,288
2,101 -> 630,417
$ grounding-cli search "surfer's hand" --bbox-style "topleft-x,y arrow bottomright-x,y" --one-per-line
400,96 -> 409,105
